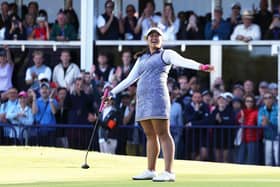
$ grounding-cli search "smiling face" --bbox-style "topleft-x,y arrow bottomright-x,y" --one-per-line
147,32 -> 163,52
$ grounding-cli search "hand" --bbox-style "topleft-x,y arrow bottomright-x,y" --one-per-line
261,116 -> 269,127
199,64 -> 214,72
216,113 -> 222,123
31,72 -> 37,80
238,110 -> 244,124
236,35 -> 244,41
88,113 -> 97,123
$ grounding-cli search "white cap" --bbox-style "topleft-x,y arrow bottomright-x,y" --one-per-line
145,27 -> 163,37
38,73 -> 49,81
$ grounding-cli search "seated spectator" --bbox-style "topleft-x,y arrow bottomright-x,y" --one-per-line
31,82 -> 58,146
30,16 -> 50,40
135,1 -> 161,40
254,0 -> 272,39
204,7 -> 231,40
0,46 -> 14,94
6,91 -> 34,145
264,13 -> 280,40
184,91 -> 210,161
157,3 -> 179,41
230,10 -> 261,42
4,13 -> 27,40
96,0 -> 124,40
258,91 -> 278,166
50,11 -> 77,41
52,50 -> 80,90
226,2 -> 242,33
123,4 -> 139,40
25,50 -> 52,91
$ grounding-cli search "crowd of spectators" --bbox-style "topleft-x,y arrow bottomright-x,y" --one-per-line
0,0 -> 279,166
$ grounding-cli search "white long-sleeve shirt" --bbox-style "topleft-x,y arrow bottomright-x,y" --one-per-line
230,23 -> 261,41
52,63 -> 80,88
110,49 -> 201,96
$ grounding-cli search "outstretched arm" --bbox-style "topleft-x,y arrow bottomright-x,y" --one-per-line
110,58 -> 141,96
162,49 -> 214,71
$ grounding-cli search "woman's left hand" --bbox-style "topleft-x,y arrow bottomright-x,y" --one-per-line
199,64 -> 214,72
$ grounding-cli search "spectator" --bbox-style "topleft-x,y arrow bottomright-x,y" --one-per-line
177,75 -> 191,108
55,87 -> 69,148
31,82 -> 58,146
0,1 -> 9,29
23,14 -> 36,39
4,13 -> 27,40
268,82 -> 277,99
96,0 -> 124,40
64,1 -> 79,34
91,52 -> 115,83
256,81 -> 269,107
211,77 -> 225,100
169,84 -> 184,159
226,2 -> 242,33
243,80 -> 255,96
25,50 -> 52,90
230,10 -> 261,42
52,50 -> 80,90
236,94 -> 260,165
184,91 -> 210,161
157,3 -> 179,41
30,16 -> 50,40
181,12 -> 204,40
264,13 -> 280,40
135,1 -> 161,40
0,46 -> 14,94
232,84 -> 245,99
27,1 -> 39,18
254,0 -> 272,39
201,90 -> 214,111
0,87 -> 18,145
82,72 -> 94,95
50,11 -> 77,41
204,7 -> 231,40
210,94 -> 235,162
6,90 -> 34,145
115,50 -> 134,82
258,91 -> 278,166
98,96 -> 119,154
123,4 -> 139,40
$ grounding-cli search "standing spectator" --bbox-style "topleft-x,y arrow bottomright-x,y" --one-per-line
0,46 -> 14,94
256,81 -> 269,107
211,94 -> 235,162
243,80 -> 255,96
52,50 -> 80,90
50,11 -> 77,41
258,92 -> 278,166
31,82 -> 58,146
226,2 -> 242,33
91,52 -> 115,83
184,91 -> 210,161
30,16 -> 50,40
232,84 -> 245,99
98,96 -> 119,154
4,13 -> 27,40
27,1 -> 39,18
254,0 -> 272,39
268,82 -> 277,99
96,0 -> 124,40
0,1 -> 9,29
6,91 -> 34,145
135,1 -> 161,40
0,88 -> 18,145
181,12 -> 204,40
204,7 -> 231,40
115,50 -> 134,82
123,4 -> 139,40
236,94 -> 261,165
264,13 -> 280,40
230,10 -> 261,42
25,50 -> 52,90
23,14 -> 36,39
157,3 -> 179,41
177,75 -> 191,108
64,0 -> 79,34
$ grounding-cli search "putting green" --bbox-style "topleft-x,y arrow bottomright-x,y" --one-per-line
1,146 -> 280,187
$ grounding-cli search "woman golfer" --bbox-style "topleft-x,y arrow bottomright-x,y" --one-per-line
109,27 -> 214,182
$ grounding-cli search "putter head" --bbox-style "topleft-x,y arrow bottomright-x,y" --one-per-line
81,163 -> 90,169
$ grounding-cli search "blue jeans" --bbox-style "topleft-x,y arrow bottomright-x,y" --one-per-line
237,141 -> 259,165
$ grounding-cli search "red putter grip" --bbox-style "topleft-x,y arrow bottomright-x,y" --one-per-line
99,87 -> 110,113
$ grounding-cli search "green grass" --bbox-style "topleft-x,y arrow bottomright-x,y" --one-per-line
0,146 -> 280,187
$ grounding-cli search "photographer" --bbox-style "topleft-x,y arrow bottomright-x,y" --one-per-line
4,13 -> 26,40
